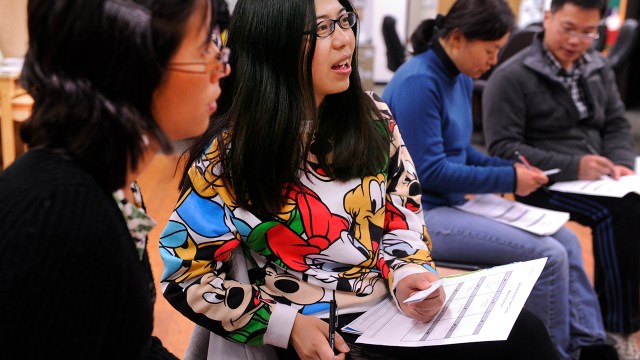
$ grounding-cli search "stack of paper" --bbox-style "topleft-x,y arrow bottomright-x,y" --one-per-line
549,175 -> 640,198
455,194 -> 570,235
343,258 -> 547,347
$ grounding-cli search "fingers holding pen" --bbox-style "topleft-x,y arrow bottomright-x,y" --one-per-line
290,313 -> 349,360
514,165 -> 548,196
579,155 -> 615,180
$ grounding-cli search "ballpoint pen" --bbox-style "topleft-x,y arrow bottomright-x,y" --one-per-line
329,300 -> 337,353
514,150 -> 533,170
584,140 -> 599,155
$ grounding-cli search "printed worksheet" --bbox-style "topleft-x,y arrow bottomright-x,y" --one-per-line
344,258 -> 547,347
455,194 -> 569,235
549,175 -> 640,198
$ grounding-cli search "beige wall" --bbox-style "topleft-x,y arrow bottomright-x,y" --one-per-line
0,0 -> 28,57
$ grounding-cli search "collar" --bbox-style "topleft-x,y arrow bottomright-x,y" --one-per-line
542,42 -> 590,76
432,39 -> 460,78
113,181 -> 156,260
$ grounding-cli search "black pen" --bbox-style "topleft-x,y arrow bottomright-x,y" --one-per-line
329,300 -> 337,353
585,142 -> 599,155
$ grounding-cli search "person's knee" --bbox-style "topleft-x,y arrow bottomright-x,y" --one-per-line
538,240 -> 569,271
616,195 -> 640,220
553,229 -> 583,256
508,309 -> 559,359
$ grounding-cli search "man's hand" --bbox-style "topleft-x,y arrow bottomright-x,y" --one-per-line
396,272 -> 445,322
610,165 -> 635,180
578,155 -> 615,180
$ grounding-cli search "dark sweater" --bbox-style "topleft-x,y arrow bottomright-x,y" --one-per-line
0,149 -> 153,359
483,34 -> 636,181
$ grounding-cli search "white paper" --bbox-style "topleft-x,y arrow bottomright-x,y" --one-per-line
549,175 -> 640,198
344,258 -> 547,347
455,194 -> 569,235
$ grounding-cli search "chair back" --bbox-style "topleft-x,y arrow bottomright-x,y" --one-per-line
590,22 -> 607,52
498,25 -> 542,66
608,18 -> 639,69
479,25 -> 541,81
381,16 -> 406,72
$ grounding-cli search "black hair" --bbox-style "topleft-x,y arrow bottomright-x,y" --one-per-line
20,0 -> 215,192
410,0 -> 515,54
550,0 -> 607,17
216,0 -> 232,33
182,0 -> 390,218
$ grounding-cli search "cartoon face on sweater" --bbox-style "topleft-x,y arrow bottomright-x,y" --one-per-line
186,273 -> 273,332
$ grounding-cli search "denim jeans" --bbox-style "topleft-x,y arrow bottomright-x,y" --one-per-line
425,206 -> 606,360
520,190 -> 640,334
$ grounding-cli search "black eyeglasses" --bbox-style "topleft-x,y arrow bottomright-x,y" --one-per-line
167,33 -> 230,79
304,11 -> 358,38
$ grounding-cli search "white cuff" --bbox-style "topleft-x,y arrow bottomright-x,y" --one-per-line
390,265 -> 432,293
263,304 -> 297,349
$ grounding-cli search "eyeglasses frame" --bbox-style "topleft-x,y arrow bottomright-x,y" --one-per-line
167,33 -> 230,79
303,11 -> 358,38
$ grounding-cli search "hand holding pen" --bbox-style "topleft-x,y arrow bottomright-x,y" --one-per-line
581,141 -> 635,179
290,312 -> 349,360
513,150 -> 548,196
579,142 -> 620,180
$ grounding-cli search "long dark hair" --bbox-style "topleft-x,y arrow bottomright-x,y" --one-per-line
182,0 -> 389,218
411,0 -> 515,54
21,0 -> 215,192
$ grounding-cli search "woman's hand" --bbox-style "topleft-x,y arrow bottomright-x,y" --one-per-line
290,313 -> 349,360
396,272 -> 445,322
514,164 -> 548,196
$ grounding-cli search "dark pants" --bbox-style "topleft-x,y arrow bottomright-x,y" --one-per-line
276,308 -> 560,360
518,189 -> 640,334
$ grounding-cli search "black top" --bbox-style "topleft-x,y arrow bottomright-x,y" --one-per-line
0,149 -> 154,359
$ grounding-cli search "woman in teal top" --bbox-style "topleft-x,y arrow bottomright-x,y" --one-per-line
382,0 -> 615,359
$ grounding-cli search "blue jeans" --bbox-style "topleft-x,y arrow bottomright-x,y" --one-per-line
425,206 -> 606,360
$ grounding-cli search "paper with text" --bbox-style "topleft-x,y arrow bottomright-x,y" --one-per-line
549,175 -> 640,198
455,194 -> 569,235
344,258 -> 547,347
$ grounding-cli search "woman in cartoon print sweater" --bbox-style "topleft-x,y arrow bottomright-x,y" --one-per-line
159,0 -> 560,359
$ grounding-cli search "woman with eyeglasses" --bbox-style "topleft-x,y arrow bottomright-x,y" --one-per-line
158,0 -> 558,359
382,0 -> 617,359
0,0 -> 228,358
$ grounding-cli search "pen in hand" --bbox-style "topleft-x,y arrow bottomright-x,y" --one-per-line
514,150 -> 550,194
584,141 -> 599,155
329,300 -> 337,353
514,150 -> 533,170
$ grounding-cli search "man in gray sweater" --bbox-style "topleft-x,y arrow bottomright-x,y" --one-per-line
483,0 -> 640,359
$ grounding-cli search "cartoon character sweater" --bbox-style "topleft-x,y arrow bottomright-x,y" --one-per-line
159,93 -> 435,349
